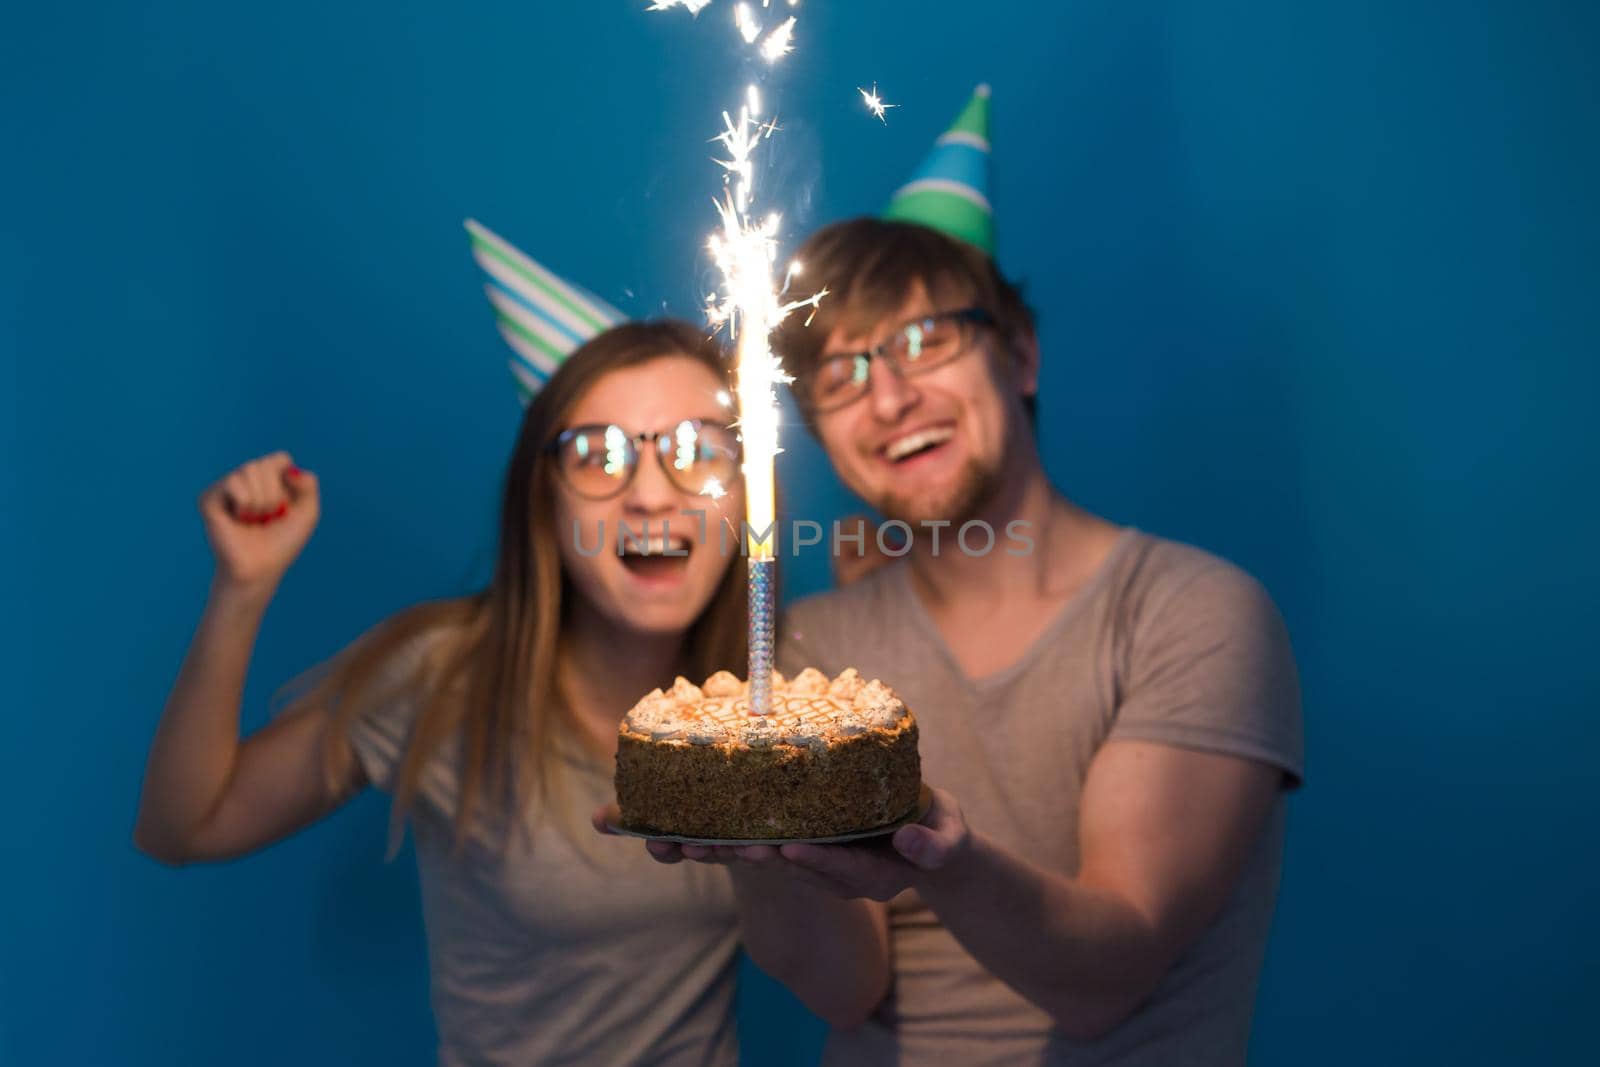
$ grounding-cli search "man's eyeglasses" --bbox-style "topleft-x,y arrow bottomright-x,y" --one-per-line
547,419 -> 741,501
801,307 -> 997,413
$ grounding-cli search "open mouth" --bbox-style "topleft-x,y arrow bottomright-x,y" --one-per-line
882,425 -> 955,465
619,534 -> 694,580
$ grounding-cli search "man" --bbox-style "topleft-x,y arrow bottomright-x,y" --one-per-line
625,87 -> 1304,1065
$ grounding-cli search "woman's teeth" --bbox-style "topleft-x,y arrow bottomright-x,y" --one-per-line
622,535 -> 692,557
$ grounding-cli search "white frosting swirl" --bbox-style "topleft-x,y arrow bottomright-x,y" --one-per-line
621,667 -> 909,747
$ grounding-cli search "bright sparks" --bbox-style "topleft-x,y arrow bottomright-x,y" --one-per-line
646,0 -> 713,13
697,8 -> 819,562
646,0 -> 796,12
734,3 -> 761,43
702,96 -> 824,560
859,83 -> 899,123
760,17 -> 796,63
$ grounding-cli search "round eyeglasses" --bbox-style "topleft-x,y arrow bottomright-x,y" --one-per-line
801,307 -> 996,413
547,419 -> 741,500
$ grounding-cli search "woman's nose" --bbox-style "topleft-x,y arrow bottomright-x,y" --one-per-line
622,448 -> 680,514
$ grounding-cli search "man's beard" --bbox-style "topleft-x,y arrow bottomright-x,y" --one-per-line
873,454 -> 1003,529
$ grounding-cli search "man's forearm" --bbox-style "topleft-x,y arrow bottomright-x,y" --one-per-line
730,864 -> 890,1027
914,832 -> 1168,1039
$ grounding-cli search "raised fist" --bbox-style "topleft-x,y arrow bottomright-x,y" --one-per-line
197,451 -> 321,591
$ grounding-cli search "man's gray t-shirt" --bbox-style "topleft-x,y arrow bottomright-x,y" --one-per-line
344,634 -> 740,1067
779,529 -> 1303,1066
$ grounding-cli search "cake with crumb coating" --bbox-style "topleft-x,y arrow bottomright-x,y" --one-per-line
614,667 -> 921,839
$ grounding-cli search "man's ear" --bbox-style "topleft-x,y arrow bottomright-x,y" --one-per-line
1011,328 -> 1040,398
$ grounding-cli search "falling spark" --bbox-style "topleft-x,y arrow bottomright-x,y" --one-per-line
700,476 -> 728,500
760,16 -> 796,62
647,0 -> 714,13
734,3 -> 761,43
858,83 -> 898,123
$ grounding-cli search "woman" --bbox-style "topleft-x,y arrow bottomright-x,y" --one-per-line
135,320 -> 751,1065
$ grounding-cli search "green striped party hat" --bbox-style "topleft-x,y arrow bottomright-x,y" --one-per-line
882,84 -> 994,255
464,219 -> 625,405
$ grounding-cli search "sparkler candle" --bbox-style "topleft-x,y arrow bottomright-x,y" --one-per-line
737,311 -> 779,718
708,100 -> 791,718
614,2 -> 925,842
660,0 -> 822,716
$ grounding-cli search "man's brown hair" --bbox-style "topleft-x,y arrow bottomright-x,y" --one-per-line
773,218 -> 1036,425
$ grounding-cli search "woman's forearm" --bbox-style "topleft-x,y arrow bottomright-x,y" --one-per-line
134,577 -> 276,857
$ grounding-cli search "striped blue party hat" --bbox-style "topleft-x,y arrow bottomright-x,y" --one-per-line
882,84 -> 994,254
464,218 -> 626,405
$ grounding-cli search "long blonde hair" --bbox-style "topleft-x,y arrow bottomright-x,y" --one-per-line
303,320 -> 749,848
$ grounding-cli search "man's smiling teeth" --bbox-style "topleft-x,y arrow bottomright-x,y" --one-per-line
884,426 -> 954,462
622,535 -> 691,557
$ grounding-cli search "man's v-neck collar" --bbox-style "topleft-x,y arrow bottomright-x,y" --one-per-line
891,526 -> 1141,694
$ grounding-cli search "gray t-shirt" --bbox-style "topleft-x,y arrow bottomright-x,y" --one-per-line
345,636 -> 740,1067
779,529 -> 1303,1067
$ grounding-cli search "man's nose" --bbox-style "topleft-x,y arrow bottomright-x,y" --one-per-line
867,357 -> 919,423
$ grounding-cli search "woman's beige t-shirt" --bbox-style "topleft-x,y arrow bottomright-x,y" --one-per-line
346,642 -> 740,1067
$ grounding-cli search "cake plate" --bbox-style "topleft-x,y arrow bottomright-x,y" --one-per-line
607,783 -> 932,847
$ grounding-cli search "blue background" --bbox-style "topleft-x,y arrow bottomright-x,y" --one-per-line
5,1 -> 1597,1063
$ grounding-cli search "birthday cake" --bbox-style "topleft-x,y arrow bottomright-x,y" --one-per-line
614,667 -> 921,840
